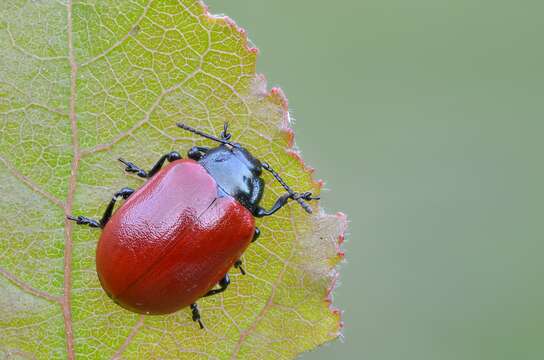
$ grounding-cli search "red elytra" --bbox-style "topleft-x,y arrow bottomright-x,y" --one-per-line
96,160 -> 255,314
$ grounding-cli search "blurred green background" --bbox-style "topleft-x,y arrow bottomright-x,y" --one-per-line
206,1 -> 543,359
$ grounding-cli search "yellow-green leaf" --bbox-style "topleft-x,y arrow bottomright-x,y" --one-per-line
0,0 -> 346,358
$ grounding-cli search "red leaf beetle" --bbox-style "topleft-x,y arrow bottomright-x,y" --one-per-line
68,123 -> 318,328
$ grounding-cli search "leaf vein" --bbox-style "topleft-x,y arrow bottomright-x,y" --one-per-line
110,315 -> 145,360
80,68 -> 203,157
0,267 -> 62,303
0,155 -> 64,209
6,26 -> 68,62
79,0 -> 154,68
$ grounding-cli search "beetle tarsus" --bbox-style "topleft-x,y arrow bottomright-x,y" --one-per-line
119,158 -> 148,178
190,303 -> 204,329
67,215 -> 101,228
119,151 -> 182,179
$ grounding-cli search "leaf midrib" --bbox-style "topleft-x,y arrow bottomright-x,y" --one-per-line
63,1 -> 78,358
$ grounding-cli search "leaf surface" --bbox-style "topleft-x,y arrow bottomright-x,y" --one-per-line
0,0 -> 346,358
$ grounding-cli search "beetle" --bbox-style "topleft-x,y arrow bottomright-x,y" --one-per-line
67,123 -> 318,328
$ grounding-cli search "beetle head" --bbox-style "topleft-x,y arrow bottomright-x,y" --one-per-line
177,123 -> 264,212
177,123 -> 316,214
177,122 -> 263,177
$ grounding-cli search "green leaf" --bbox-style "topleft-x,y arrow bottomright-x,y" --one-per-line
0,0 -> 346,358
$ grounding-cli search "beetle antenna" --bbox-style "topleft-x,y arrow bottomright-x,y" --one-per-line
261,162 -> 320,214
177,123 -> 238,147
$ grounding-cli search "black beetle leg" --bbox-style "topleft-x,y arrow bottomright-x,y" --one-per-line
99,187 -> 134,226
117,159 -> 147,178
253,193 -> 291,218
187,146 -> 209,161
67,187 -> 134,229
190,303 -> 204,329
66,215 -> 101,228
253,192 -> 319,218
220,122 -> 232,141
252,227 -> 260,243
203,274 -> 230,297
234,260 -> 246,275
119,151 -> 182,179
233,227 -> 260,275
